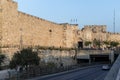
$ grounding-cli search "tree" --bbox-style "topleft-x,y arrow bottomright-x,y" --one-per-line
103,41 -> 110,48
9,48 -> 40,69
0,53 -> 6,70
85,41 -> 92,46
93,39 -> 100,48
103,41 -> 110,45
110,41 -> 119,47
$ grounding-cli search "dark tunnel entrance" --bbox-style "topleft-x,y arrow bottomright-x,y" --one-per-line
90,54 -> 110,62
77,54 -> 110,64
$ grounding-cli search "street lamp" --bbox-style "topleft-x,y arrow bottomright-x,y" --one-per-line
20,28 -> 23,50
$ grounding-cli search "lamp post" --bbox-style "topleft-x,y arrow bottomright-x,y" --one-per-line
20,28 -> 23,50
113,9 -> 115,33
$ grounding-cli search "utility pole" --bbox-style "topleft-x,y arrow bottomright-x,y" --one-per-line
113,9 -> 115,33
0,9 -> 2,53
20,28 -> 23,50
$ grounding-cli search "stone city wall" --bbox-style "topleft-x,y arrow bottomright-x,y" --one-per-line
0,0 -> 120,65
0,0 -> 78,66
0,0 -> 78,49
107,33 -> 120,42
37,49 -> 76,67
1,47 -> 77,66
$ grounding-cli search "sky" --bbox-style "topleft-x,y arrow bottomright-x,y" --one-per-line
13,0 -> 120,33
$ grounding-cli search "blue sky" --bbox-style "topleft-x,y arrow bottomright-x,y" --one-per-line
13,0 -> 120,32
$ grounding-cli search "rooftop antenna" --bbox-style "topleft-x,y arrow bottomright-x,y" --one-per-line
113,9 -> 115,33
70,19 -> 72,24
70,19 -> 77,24
76,19 -> 77,24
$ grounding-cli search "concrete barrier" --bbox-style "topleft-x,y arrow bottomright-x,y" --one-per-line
116,69 -> 120,80
0,69 -> 17,80
104,55 -> 120,80
0,69 -> 9,80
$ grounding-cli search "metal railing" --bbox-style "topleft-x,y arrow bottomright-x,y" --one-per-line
7,63 -> 93,80
78,50 -> 111,55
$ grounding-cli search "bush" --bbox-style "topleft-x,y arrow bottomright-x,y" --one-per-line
0,53 -> 6,70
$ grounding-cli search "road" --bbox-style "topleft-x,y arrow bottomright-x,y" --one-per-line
30,65 -> 109,80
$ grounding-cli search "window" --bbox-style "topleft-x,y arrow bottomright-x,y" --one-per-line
49,30 -> 52,32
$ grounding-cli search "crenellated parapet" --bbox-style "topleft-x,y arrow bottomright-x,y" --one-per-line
7,0 -> 17,4
18,11 -> 60,26
84,25 -> 106,33
0,0 -> 17,7
107,32 -> 120,42
77,25 -> 107,42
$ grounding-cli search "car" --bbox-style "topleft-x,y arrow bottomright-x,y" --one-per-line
102,65 -> 110,70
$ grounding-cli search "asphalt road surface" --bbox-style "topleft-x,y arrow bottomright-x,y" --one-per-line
30,65 -> 109,80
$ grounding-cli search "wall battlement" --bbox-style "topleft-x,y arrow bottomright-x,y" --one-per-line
0,0 -> 17,6
7,0 -> 17,4
18,11 -> 60,26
